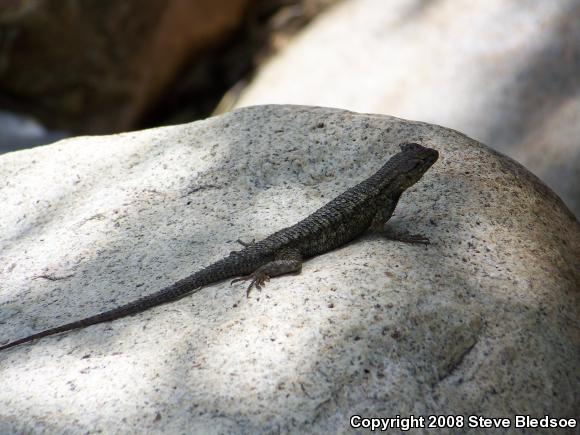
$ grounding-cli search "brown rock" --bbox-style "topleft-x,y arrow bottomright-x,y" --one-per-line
0,0 -> 252,133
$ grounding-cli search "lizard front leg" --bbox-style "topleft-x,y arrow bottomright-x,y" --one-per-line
231,247 -> 302,296
370,194 -> 430,245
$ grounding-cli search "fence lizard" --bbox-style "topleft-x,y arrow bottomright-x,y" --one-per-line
0,142 -> 438,351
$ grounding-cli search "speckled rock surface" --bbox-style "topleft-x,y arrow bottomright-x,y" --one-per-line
234,0 -> 580,217
0,105 -> 578,434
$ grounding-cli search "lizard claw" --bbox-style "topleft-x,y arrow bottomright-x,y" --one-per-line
231,271 -> 270,297
380,228 -> 431,245
383,230 -> 430,245
398,233 -> 430,245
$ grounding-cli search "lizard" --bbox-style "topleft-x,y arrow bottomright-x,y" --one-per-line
0,142 -> 438,351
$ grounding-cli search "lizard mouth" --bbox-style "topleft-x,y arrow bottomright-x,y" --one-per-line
424,149 -> 439,166
404,144 -> 439,169
400,142 -> 439,161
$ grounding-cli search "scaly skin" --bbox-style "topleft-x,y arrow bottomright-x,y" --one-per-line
0,142 -> 438,351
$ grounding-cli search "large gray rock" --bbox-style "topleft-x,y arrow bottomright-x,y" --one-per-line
0,105 -> 578,434
234,0 -> 580,217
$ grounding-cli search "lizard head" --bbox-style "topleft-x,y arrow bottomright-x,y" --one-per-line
381,142 -> 439,191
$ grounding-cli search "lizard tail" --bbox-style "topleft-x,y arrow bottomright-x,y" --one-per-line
0,258 -> 240,351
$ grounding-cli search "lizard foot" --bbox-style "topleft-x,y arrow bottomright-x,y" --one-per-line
231,271 -> 270,297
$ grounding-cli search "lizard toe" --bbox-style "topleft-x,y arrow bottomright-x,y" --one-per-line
243,272 -> 271,297
231,274 -> 251,285
408,234 -> 430,245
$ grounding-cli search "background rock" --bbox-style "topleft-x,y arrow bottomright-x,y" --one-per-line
235,0 -> 580,217
0,105 -> 578,433
0,0 -> 252,134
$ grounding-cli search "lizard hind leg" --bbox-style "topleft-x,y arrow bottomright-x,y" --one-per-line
231,247 -> 303,297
